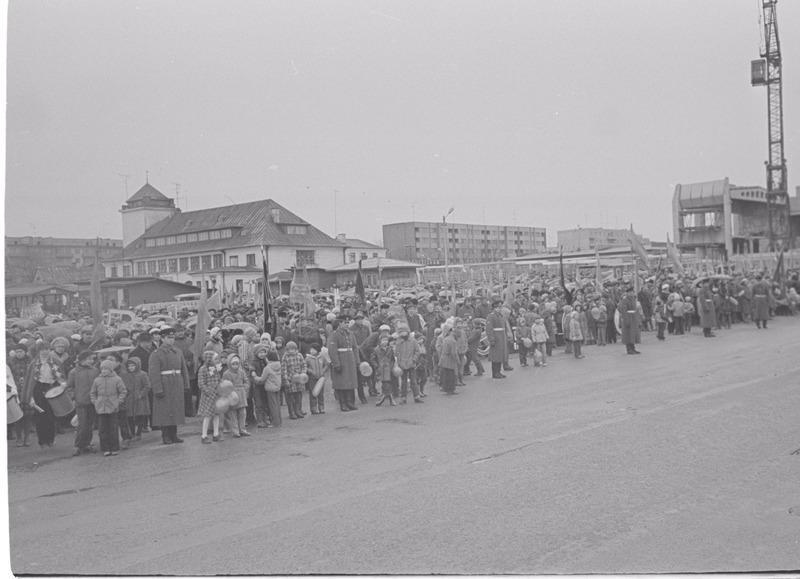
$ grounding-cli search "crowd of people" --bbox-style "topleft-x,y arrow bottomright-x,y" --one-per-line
6,267 -> 799,456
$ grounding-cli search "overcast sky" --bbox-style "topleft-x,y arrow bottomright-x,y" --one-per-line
5,0 -> 799,246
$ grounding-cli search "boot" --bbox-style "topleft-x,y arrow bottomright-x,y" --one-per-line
318,396 -> 325,414
389,395 -> 397,406
345,391 -> 358,411
339,397 -> 350,412
376,395 -> 386,407
309,396 -> 319,415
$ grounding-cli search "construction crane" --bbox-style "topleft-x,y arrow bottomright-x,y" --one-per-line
751,0 -> 790,251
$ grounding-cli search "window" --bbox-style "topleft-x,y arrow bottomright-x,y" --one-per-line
229,255 -> 239,267
137,262 -> 147,275
179,257 -> 189,272
157,259 -> 167,272
296,250 -> 315,267
209,230 -> 220,240
145,239 -> 156,248
198,231 -> 209,241
155,238 -> 166,247
167,236 -> 176,245
110,267 -> 118,278
168,259 -> 178,273
201,255 -> 212,270
190,256 -> 200,271
360,252 -> 368,261
373,252 -> 378,258
220,229 -> 232,239
146,261 -> 156,274
235,279 -> 244,292
285,225 -> 308,235
177,234 -> 187,244
246,253 -> 256,266
187,233 -> 198,243
122,265 -> 132,278
348,252 -> 356,263
212,254 -> 222,268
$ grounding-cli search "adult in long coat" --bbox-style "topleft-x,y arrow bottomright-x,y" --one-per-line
751,275 -> 771,328
486,300 -> 508,378
327,316 -> 361,411
697,282 -> 717,337
148,327 -> 190,444
616,287 -> 640,354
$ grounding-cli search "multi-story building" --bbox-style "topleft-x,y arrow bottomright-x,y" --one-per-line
5,236 -> 123,284
556,228 -> 649,253
103,182 -> 347,293
336,235 -> 388,264
383,221 -> 546,264
672,178 -> 800,258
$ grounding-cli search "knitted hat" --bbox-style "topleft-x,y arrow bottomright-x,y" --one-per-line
100,359 -> 116,372
50,336 -> 70,350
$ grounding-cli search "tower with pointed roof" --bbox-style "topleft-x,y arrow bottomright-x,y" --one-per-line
120,182 -> 177,247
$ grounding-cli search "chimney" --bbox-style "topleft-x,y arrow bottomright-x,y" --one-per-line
336,233 -> 347,243
271,208 -> 281,223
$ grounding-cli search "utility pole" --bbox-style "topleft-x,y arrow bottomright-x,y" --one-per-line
752,0 -> 789,251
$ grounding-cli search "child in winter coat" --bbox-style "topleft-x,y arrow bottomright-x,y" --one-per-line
372,335 -> 397,407
531,316 -> 549,367
304,343 -> 328,415
222,355 -> 250,437
516,314 -> 532,367
280,341 -> 308,420
120,357 -> 150,443
90,360 -> 128,456
197,351 -> 222,443
569,311 -> 585,359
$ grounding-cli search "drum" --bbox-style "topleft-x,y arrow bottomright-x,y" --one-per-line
7,393 -> 23,424
45,384 -> 75,417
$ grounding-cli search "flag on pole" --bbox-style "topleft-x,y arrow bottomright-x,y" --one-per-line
355,259 -> 366,303
192,273 -> 210,366
88,238 -> 107,347
260,245 -> 274,334
559,247 -> 573,305
666,233 -> 685,275
628,225 -> 650,266
207,290 -> 222,311
595,248 -> 602,288
773,248 -> 785,284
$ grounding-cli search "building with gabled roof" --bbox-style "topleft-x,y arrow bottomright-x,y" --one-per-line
335,234 -> 388,264
105,181 -> 347,294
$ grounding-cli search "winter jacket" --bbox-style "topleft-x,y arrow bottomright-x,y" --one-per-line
531,321 -> 548,343
438,334 -> 459,370
66,365 -> 100,406
371,345 -> 395,382
393,337 -> 419,370
90,373 -> 127,415
120,357 -> 150,417
569,317 -> 583,341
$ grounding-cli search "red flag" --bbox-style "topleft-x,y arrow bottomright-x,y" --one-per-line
260,245 -> 274,334
355,259 -> 366,303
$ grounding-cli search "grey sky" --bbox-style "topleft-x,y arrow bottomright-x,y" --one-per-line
6,0 -> 799,247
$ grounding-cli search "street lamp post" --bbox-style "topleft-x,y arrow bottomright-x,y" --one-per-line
443,207 -> 454,286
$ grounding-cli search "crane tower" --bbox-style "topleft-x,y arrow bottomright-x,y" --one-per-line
751,0 -> 790,251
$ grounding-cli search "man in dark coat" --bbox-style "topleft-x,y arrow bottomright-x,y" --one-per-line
617,286 -> 641,354
148,327 -> 190,444
328,315 -> 361,411
751,274 -> 771,329
486,300 -> 508,378
697,281 -> 717,337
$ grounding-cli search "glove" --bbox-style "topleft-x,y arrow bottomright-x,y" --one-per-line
155,391 -> 166,399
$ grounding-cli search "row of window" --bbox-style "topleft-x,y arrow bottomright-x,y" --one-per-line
144,228 -> 235,248
114,250 -> 318,278
347,251 -> 381,263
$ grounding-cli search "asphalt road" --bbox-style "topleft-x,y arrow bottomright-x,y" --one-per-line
8,319 -> 800,575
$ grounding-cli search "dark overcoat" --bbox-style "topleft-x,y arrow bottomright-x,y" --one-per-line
148,344 -> 189,427
617,294 -> 638,344
486,310 -> 508,363
328,327 -> 361,391
751,280 -> 770,321
697,288 -> 717,329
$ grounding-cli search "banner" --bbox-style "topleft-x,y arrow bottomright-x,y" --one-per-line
289,265 -> 315,315
355,260 -> 366,303
628,225 -> 650,265
192,273 -> 210,366
666,233 -> 685,275
260,245 -> 274,334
